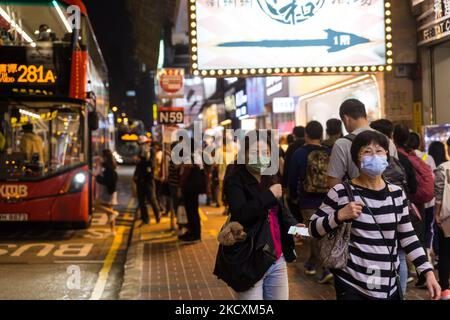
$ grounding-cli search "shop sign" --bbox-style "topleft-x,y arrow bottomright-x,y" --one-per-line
418,0 -> 450,45
266,77 -> 283,97
157,68 -> 185,99
273,97 -> 297,114
235,90 -> 247,107
265,77 -> 290,104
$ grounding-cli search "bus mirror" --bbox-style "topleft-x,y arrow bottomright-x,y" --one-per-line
88,112 -> 99,131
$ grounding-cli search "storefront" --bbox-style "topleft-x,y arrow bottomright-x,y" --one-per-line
416,0 -> 450,126
264,77 -> 293,134
290,74 -> 383,134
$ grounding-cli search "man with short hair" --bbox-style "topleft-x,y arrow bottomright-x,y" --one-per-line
20,123 -> 45,165
322,118 -> 343,148
327,99 -> 398,188
289,121 -> 333,283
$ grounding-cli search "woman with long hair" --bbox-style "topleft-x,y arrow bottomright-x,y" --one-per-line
95,149 -> 119,235
215,131 -> 302,300
428,141 -> 447,167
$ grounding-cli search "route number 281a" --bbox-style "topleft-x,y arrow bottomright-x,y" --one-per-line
17,65 -> 56,84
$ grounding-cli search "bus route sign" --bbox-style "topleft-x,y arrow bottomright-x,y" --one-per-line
158,107 -> 184,125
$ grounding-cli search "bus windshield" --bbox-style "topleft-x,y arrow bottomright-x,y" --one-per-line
0,103 -> 86,180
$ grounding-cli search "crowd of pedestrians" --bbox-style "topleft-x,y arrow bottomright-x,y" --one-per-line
111,98 -> 449,301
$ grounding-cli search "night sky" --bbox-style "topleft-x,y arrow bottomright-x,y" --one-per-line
84,0 -> 136,109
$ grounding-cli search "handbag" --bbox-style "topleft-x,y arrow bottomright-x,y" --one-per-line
213,216 -> 277,292
352,184 -> 404,301
318,181 -> 353,270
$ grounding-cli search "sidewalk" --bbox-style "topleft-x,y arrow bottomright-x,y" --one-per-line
120,204 -> 429,300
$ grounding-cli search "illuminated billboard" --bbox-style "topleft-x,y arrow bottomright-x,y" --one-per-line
189,0 -> 393,77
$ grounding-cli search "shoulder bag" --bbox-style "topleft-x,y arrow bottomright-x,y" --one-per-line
318,181 -> 353,270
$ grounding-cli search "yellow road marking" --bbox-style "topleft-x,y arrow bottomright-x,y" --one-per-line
89,198 -> 134,300
199,207 -> 208,222
209,229 -> 218,238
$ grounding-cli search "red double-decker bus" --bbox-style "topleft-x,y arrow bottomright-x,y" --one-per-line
0,1 -> 114,228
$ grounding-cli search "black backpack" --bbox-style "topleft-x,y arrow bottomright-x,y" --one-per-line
383,156 -> 408,189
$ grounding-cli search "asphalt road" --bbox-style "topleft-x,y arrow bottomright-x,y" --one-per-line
0,166 -> 136,300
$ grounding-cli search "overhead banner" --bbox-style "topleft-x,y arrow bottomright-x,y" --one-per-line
157,68 -> 185,99
190,0 -> 391,77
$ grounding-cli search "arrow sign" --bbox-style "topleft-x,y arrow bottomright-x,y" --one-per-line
218,29 -> 370,53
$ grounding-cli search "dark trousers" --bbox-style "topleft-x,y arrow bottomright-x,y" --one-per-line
183,192 -> 201,239
137,180 -> 160,223
438,229 -> 450,290
334,275 -> 400,301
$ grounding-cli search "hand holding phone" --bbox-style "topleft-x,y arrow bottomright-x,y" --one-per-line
288,226 -> 310,237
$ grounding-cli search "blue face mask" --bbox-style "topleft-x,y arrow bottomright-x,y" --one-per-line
360,155 -> 389,177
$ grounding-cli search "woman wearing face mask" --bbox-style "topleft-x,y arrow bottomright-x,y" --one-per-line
310,130 -> 441,300
219,131 -> 302,300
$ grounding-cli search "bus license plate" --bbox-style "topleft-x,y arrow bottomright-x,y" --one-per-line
0,214 -> 28,221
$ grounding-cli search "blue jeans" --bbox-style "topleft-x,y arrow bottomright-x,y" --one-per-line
398,250 -> 408,295
236,256 -> 289,300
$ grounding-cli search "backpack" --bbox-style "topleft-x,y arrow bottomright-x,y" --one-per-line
302,147 -> 330,194
383,156 -> 408,189
398,148 -> 434,204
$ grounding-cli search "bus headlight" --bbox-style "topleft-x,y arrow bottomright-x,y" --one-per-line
69,172 -> 88,193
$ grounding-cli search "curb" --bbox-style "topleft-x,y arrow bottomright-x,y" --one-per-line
119,215 -> 143,300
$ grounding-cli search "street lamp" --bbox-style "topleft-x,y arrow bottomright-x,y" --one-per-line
112,106 -> 118,113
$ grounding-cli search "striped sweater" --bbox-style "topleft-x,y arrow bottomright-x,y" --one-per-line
310,182 -> 433,299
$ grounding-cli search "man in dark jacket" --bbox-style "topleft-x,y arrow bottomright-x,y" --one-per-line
134,142 -> 160,225
282,126 -> 305,223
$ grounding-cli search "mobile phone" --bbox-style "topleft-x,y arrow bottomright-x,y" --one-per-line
288,226 -> 310,237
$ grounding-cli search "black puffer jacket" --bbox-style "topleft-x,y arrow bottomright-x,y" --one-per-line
224,164 -> 298,263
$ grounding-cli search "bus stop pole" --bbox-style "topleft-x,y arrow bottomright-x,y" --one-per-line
162,124 -> 175,232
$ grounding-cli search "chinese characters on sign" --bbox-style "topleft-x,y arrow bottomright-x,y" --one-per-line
0,64 -> 56,84
193,0 -> 387,72
418,0 -> 450,45
0,63 -> 57,96
433,0 -> 450,19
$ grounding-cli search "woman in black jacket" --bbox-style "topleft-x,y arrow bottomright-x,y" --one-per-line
95,149 -> 119,235
218,132 -> 302,300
